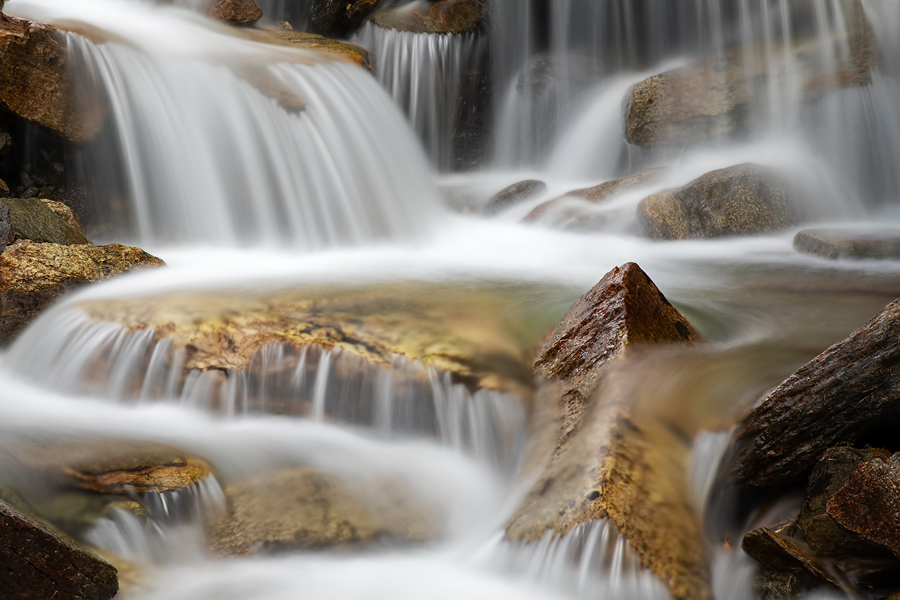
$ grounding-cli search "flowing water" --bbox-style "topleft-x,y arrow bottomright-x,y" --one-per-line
3,0 -> 900,598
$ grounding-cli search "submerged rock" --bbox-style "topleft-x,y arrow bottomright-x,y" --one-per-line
505,263 -> 707,600
0,241 -> 165,345
63,452 -> 212,496
249,29 -> 371,70
638,163 -> 797,240
207,467 -> 436,556
524,167 -> 667,224
371,0 -> 486,35
624,0 -> 877,146
0,14 -> 105,142
729,299 -> 900,492
0,497 -> 119,599
310,0 -> 381,37
794,228 -> 900,260
209,0 -> 263,26
483,180 -> 546,215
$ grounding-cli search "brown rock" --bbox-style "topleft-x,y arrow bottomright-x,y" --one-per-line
208,0 -> 263,26
207,467 -> 436,556
0,498 -> 118,600
64,452 -> 212,495
0,14 -> 104,142
0,240 -> 165,345
799,446 -> 892,556
506,263 -> 706,600
827,452 -> 900,558
311,0 -> 382,37
0,177 -> 8,195
794,228 -> 900,260
39,198 -> 84,232
483,180 -> 546,215
0,199 -> 10,253
248,29 -> 371,70
524,167 -> 667,223
729,299 -> 900,491
742,527 -> 844,592
532,262 -> 699,444
625,0 -> 877,147
6,197 -> 91,245
757,571 -> 803,600
371,0 -> 486,34
638,163 -> 797,240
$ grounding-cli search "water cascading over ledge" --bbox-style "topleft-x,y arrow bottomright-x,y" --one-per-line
11,0 -> 442,247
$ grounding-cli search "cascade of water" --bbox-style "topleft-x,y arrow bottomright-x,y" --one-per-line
9,310 -> 527,473
353,22 -> 488,170
12,0 -> 441,247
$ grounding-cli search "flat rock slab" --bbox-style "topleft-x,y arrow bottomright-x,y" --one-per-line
638,163 -> 797,240
371,0 -> 486,34
246,29 -> 371,70
742,527 -> 843,592
0,498 -> 118,600
795,229 -> 900,260
729,299 -> 900,491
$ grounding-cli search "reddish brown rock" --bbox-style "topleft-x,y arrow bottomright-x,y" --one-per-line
0,14 -> 104,142
729,299 -> 900,491
506,263 -> 706,600
0,498 -> 119,600
209,0 -> 263,26
638,163 -> 797,240
371,0 -> 486,34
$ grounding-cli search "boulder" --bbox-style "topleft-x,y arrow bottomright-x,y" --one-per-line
524,167 -> 667,224
624,0 -> 877,146
637,163 -> 797,240
0,14 -> 104,142
371,0 -> 486,35
742,527 -> 845,595
310,0 -> 381,38
208,0 -> 263,26
0,498 -> 119,600
39,198 -> 84,232
483,180 -> 546,215
728,299 -> 900,492
505,263 -> 707,600
794,228 -> 900,260
5,197 -> 91,245
0,240 -> 165,345
207,467 -> 436,556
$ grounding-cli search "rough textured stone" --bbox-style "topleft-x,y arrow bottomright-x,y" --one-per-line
0,240 -> 165,345
505,263 -> 706,600
742,527 -> 844,592
524,167 -> 667,223
0,14 -> 104,142
207,467 -> 436,556
0,177 -> 8,195
483,180 -> 546,215
0,198 -> 10,253
311,0 -> 381,37
794,229 -> 900,260
64,452 -> 211,495
39,198 -> 84,232
827,452 -> 900,558
729,299 -> 900,491
209,0 -> 263,26
0,498 -> 119,600
7,196 -> 91,245
624,0 -> 877,146
371,0 -> 486,34
638,163 -> 797,240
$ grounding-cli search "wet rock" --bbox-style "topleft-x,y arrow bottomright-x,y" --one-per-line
6,197 -> 91,245
371,0 -> 486,35
524,167 -> 667,224
743,527 -> 844,593
63,452 -> 212,496
207,467 -> 436,556
251,29 -> 371,70
530,262 -> 699,444
231,65 -> 306,113
0,497 -> 119,600
483,180 -> 546,215
794,229 -> 900,260
827,451 -> 900,558
638,163 -> 797,240
757,571 -> 804,600
624,1 -> 877,147
798,446 -> 891,556
0,240 -> 165,345
729,299 -> 900,492
39,198 -> 84,232
208,0 -> 263,26
310,0 -> 381,38
0,14 -> 105,142
506,263 -> 706,600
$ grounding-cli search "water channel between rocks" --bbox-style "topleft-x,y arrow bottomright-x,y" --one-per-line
2,0 -> 900,598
